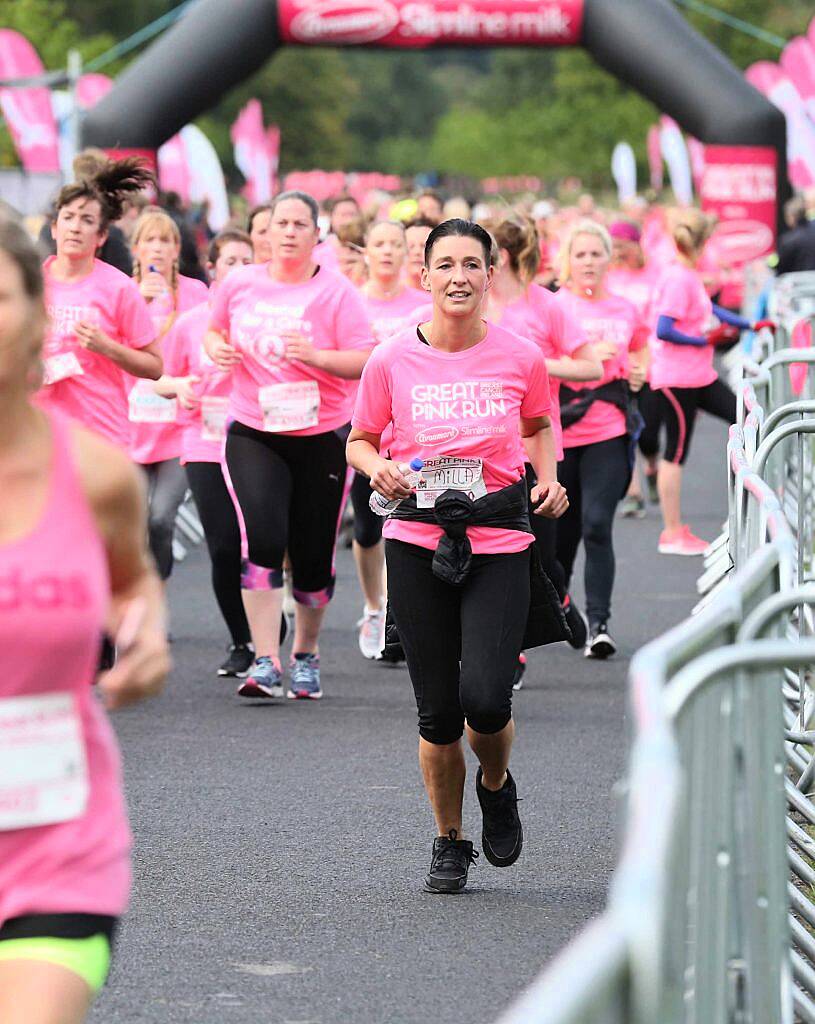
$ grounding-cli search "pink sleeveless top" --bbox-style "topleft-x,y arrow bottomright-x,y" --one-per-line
0,413 -> 131,925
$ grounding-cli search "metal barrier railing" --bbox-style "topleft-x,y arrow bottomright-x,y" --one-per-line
497,275 -> 815,1024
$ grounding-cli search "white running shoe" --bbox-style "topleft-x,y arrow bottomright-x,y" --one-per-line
358,606 -> 386,660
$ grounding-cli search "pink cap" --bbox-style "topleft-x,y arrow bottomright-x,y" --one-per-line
609,221 -> 641,243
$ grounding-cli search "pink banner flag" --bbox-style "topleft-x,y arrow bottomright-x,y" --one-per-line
0,29 -> 60,172
157,133 -> 192,201
76,73 -> 113,111
746,61 -> 815,189
267,124 -> 280,197
231,99 -> 277,205
687,137 -> 705,192
646,124 -> 663,191
781,37 -> 815,120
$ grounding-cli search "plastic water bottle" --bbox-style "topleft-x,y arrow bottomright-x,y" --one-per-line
369,458 -> 424,517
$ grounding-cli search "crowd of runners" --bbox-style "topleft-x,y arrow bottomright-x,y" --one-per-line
0,153 -> 780,1020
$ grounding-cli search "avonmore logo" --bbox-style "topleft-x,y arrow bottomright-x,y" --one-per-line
289,1 -> 400,43
415,426 -> 460,446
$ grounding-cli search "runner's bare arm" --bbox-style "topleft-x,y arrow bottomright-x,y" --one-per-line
546,342 -> 603,382
284,333 -> 373,380
347,429 -> 412,500
522,416 -> 568,519
73,322 -> 162,379
204,327 -> 242,370
73,428 -> 171,709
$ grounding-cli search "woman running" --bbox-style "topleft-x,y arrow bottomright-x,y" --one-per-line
404,218 -> 435,292
205,190 -> 373,700
352,220 -> 428,659
606,220 -> 663,517
129,208 -> 208,584
0,221 -> 169,1024
247,204 -> 273,264
652,209 -> 768,554
485,213 -> 602,655
553,221 -> 649,659
158,229 -> 255,677
348,219 -> 567,894
37,159 -> 161,450
334,219 -> 368,287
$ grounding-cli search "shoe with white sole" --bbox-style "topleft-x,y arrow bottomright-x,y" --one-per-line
237,656 -> 284,698
357,606 -> 385,660
287,652 -> 322,700
658,524 -> 708,556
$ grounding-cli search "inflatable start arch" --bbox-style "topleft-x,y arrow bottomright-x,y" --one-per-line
84,0 -> 788,258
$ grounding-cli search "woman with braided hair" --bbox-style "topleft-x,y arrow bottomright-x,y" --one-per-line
37,158 -> 162,451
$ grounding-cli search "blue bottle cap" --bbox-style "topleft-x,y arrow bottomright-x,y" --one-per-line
409,458 -> 424,471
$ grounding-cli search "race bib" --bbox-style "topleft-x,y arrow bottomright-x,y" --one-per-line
128,380 -> 178,423
0,693 -> 89,831
259,380 -> 320,433
200,396 -> 229,442
416,456 -> 487,509
43,351 -> 84,386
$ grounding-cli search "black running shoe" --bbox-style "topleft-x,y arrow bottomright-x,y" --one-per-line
562,593 -> 588,650
585,622 -> 616,660
476,768 -> 523,868
217,643 -> 255,678
424,829 -> 479,894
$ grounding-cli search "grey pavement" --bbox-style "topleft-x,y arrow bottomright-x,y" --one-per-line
91,414 -> 728,1024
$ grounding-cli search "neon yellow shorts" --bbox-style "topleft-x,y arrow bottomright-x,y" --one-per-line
0,933 -> 111,994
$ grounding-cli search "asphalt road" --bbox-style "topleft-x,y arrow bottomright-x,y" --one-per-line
91,414 -> 728,1024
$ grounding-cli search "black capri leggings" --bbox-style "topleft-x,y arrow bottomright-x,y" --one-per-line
636,383 -> 663,459
350,471 -> 383,549
658,378 -> 737,465
385,539 -> 530,745
524,463 -> 566,601
555,435 -> 630,627
185,461 -> 251,646
225,421 -> 347,605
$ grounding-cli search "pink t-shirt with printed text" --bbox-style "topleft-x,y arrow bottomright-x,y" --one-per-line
489,283 -> 586,461
352,323 -> 551,555
129,275 -> 209,465
162,302 -> 234,464
554,288 -> 648,449
210,264 -> 373,435
650,263 -> 717,390
37,258 -> 155,450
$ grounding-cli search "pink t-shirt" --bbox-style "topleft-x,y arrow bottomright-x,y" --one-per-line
313,238 -> 340,271
489,283 -> 586,461
361,287 -> 429,345
210,264 -> 373,434
606,265 -> 660,323
352,323 -> 551,555
554,289 -> 648,449
0,413 -> 131,925
129,275 -> 209,465
37,258 -> 155,450
163,301 -> 232,465
650,263 -> 717,390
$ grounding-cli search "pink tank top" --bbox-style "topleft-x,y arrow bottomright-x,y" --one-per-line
0,413 -> 131,925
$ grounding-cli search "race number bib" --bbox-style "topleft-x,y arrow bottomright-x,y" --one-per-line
415,456 -> 487,509
200,397 -> 229,442
128,380 -> 178,423
259,381 -> 320,433
0,693 -> 89,830
43,351 -> 84,386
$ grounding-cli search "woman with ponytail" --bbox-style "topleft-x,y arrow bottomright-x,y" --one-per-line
128,208 -> 208,584
38,158 -> 162,451
651,209 -> 773,555
485,214 -> 602,657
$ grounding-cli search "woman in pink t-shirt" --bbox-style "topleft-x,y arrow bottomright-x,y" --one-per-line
486,213 -> 602,660
352,220 -> 429,659
247,203 -> 273,264
37,160 -> 162,450
0,221 -> 169,1024
652,209 -> 762,556
554,221 -> 649,660
607,220 -> 663,516
128,208 -> 209,582
404,218 -> 435,292
206,190 -> 374,702
158,229 -> 255,678
348,219 -> 568,895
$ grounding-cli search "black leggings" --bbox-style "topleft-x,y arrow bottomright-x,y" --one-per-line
555,435 -> 630,626
225,421 -> 347,605
637,383 -> 662,459
385,539 -> 530,745
141,458 -> 188,580
185,461 -> 251,646
350,471 -> 383,549
524,463 -> 566,601
658,378 -> 737,465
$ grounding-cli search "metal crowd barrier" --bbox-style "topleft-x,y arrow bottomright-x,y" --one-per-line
497,273 -> 815,1024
